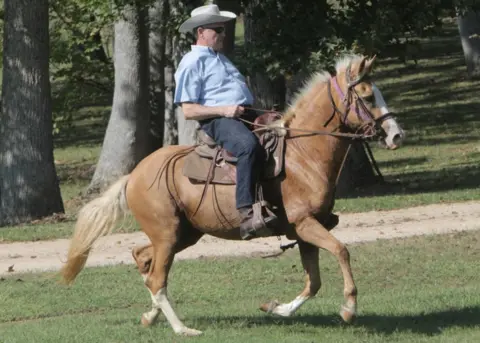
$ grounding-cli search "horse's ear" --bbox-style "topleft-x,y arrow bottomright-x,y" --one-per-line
365,55 -> 376,73
358,55 -> 376,78
359,56 -> 367,73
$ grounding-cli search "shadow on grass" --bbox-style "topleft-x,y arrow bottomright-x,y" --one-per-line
372,24 -> 480,135
377,24 -> 463,65
53,109 -> 110,149
376,157 -> 429,169
357,307 -> 480,336
338,162 -> 480,199
56,160 -> 95,182
193,306 -> 480,336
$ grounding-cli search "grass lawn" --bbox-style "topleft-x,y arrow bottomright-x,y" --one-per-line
0,231 -> 479,342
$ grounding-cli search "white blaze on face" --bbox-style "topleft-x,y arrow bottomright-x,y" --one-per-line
372,84 -> 405,149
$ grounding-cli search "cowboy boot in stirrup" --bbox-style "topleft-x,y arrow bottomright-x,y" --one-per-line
238,201 -> 278,240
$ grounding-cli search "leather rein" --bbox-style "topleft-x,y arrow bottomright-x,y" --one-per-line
241,62 -> 394,141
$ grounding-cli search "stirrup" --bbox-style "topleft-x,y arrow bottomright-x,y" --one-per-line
253,200 -> 278,227
240,201 -> 278,240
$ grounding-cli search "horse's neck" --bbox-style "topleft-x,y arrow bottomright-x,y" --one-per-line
284,84 -> 350,185
285,132 -> 349,185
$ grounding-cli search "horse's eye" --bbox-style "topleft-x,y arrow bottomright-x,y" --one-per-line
363,94 -> 374,103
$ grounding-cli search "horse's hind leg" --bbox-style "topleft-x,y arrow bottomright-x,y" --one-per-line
138,217 -> 203,336
260,240 -> 320,316
132,227 -> 204,279
295,216 -> 357,323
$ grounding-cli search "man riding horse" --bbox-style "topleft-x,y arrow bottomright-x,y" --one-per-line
174,4 -> 278,240
61,3 -> 406,337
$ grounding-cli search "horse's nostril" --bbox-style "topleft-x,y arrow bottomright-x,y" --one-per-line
392,133 -> 402,147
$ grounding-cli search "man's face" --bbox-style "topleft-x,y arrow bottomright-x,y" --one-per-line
197,22 -> 226,51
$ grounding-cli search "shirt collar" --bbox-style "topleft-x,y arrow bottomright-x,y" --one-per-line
191,45 -> 217,55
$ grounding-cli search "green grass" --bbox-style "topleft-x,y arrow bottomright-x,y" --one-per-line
0,231 -> 479,342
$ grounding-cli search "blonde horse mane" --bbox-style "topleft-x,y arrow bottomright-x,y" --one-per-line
278,54 -> 366,128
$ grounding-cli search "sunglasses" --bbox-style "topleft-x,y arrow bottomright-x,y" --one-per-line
202,26 -> 225,34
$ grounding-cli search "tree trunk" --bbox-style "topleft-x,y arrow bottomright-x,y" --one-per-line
458,11 -> 480,77
212,0 -> 238,58
285,71 -> 309,103
174,31 -> 200,145
0,0 -> 64,226
149,0 -> 168,150
87,2 -> 150,193
247,73 -> 286,110
243,1 -> 286,110
165,0 -> 203,146
163,32 -> 178,146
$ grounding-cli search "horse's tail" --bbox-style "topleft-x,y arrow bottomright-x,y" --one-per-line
61,175 -> 130,284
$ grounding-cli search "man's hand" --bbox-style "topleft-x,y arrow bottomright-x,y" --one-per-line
223,105 -> 245,118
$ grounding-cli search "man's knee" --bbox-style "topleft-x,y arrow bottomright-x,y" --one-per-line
239,135 -> 262,156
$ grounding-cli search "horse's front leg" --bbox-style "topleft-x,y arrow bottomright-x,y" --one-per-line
296,216 -> 357,323
260,240 -> 320,316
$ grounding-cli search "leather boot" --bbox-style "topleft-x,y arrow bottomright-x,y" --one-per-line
238,202 -> 278,240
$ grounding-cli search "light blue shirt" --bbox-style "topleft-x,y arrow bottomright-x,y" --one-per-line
174,45 -> 254,106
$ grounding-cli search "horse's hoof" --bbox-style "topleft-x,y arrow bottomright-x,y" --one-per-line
141,313 -> 158,327
177,327 -> 203,336
141,314 -> 152,327
260,301 -> 294,317
259,300 -> 280,314
340,304 -> 356,324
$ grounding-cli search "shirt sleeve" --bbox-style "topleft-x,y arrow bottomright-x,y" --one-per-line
174,60 -> 202,104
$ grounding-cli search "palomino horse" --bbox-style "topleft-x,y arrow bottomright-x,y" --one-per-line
61,54 -> 404,336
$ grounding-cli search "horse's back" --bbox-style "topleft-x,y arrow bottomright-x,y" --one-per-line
126,145 -> 193,215
127,144 -> 240,233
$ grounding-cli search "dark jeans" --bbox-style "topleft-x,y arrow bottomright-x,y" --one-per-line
200,117 -> 265,209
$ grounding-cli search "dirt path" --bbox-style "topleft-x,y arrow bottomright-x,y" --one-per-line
1,201 -> 480,276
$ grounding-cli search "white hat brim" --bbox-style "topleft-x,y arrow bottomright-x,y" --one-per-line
179,11 -> 236,33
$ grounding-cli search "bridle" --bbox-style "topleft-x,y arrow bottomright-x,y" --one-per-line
325,62 -> 395,138
241,61 -> 396,141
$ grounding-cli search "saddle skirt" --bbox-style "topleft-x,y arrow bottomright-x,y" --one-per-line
182,112 -> 286,185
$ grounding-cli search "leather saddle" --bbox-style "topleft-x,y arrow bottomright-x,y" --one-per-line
182,111 -> 286,185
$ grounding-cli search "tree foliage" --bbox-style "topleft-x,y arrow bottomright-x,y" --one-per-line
48,0 -> 115,132
1,0 -> 476,134
236,0 -> 477,78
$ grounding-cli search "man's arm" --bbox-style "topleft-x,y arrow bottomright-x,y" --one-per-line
181,103 -> 245,120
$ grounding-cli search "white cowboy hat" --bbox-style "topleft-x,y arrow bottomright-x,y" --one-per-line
179,4 -> 237,33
